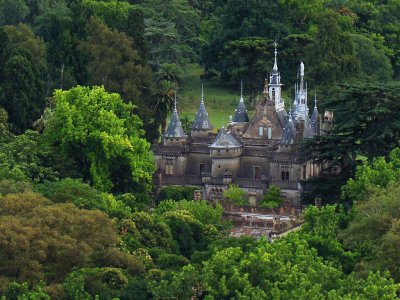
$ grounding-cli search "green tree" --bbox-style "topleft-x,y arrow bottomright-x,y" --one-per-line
223,184 -> 247,206
0,24 -> 47,133
305,10 -> 359,86
342,148 -> 400,202
0,0 -> 29,25
0,130 -> 57,182
78,17 -> 153,102
0,192 -> 123,283
259,184 -> 283,208
151,80 -> 176,133
35,178 -> 132,218
156,63 -> 184,86
341,183 -> 400,281
43,86 -> 155,193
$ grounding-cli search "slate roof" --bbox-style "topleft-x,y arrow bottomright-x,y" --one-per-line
233,96 -> 249,123
210,127 -> 241,149
165,108 -> 187,138
191,100 -> 213,130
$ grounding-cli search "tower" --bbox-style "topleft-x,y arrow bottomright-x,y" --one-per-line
293,61 -> 308,121
269,42 -> 284,111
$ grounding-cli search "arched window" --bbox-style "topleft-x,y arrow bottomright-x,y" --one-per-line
271,88 -> 276,101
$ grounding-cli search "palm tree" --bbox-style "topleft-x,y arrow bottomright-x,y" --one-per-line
151,80 -> 177,134
156,63 -> 184,86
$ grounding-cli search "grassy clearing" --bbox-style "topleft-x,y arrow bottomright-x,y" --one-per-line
171,63 -> 293,131
178,64 -> 251,129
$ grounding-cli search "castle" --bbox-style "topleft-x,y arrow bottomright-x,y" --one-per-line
153,46 -> 332,206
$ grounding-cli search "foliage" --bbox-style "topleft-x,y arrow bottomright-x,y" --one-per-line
0,192 -> 122,284
78,17 -> 153,102
341,183 -> 400,281
155,199 -> 223,226
35,178 -> 132,218
43,86 -> 155,193
0,130 -> 57,182
223,184 -> 247,206
157,186 -> 199,202
342,148 -> 400,202
260,184 -> 283,208
64,267 -> 128,300
0,24 -> 46,134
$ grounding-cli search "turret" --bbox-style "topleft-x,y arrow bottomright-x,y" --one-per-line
191,85 -> 214,138
163,92 -> 187,146
293,62 -> 308,122
269,42 -> 284,111
233,81 -> 249,123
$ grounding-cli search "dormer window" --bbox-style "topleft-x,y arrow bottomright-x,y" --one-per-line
267,127 -> 272,139
258,126 -> 263,137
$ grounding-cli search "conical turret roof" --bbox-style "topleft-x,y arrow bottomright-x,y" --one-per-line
210,127 -> 241,149
191,91 -> 213,130
233,94 -> 249,123
165,107 -> 186,138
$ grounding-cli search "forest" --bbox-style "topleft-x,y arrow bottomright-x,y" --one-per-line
1,0 -> 400,299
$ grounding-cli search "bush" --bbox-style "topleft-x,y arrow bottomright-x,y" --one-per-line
259,184 -> 283,208
157,186 -> 200,202
223,184 -> 247,206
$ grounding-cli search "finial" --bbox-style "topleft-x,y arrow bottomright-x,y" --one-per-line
201,83 -> 204,103
240,80 -> 244,102
174,91 -> 177,111
273,41 -> 278,71
314,90 -> 318,109
300,61 -> 305,77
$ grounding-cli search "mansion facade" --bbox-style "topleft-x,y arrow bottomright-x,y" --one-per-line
153,48 -> 332,206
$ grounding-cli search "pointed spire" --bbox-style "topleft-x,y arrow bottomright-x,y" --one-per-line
191,85 -> 213,130
233,81 -> 249,123
273,41 -> 278,71
314,90 -> 317,109
174,90 -> 177,111
165,91 -> 187,138
240,80 -> 244,102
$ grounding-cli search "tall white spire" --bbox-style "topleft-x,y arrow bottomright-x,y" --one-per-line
273,41 -> 278,71
268,41 -> 284,111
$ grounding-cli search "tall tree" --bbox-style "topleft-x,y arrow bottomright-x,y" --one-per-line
44,86 -> 155,193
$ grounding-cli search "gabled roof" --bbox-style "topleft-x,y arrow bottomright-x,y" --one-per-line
233,96 -> 249,123
210,127 -> 241,149
191,100 -> 213,131
165,108 -> 187,138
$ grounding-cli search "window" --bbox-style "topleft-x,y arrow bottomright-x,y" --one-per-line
302,165 -> 307,179
281,165 -> 289,181
165,159 -> 174,175
271,88 -> 275,101
254,166 -> 261,180
258,126 -> 263,137
200,163 -> 205,175
267,127 -> 272,139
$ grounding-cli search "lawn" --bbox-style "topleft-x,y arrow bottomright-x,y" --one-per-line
178,64 -> 252,129
170,63 -> 293,132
